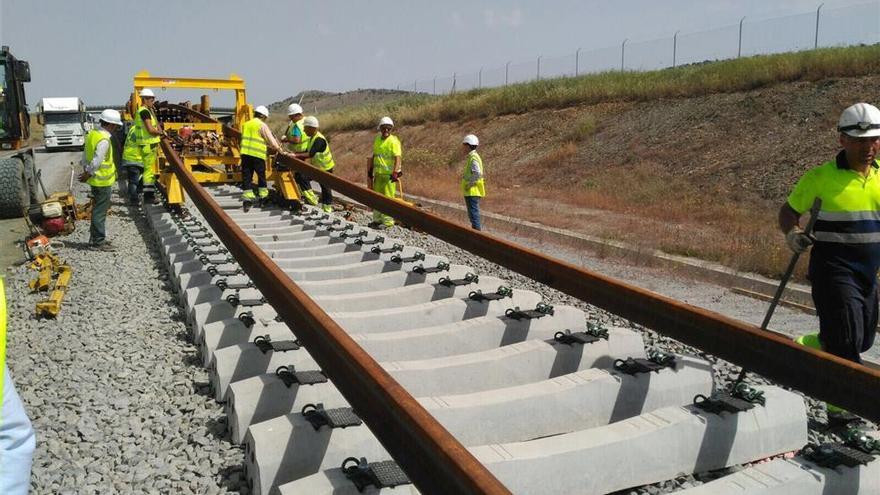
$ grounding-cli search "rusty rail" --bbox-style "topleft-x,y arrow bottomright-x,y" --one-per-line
160,140 -> 511,495
275,153 -> 880,422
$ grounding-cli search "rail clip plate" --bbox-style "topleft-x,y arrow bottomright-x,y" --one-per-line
302,403 -> 363,430
438,273 -> 479,287
342,457 -> 411,492
275,366 -> 327,387
253,335 -> 301,354
803,443 -> 875,468
505,303 -> 555,320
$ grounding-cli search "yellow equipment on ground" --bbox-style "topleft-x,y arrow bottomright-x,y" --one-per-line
128,71 -> 301,207
28,250 -> 72,318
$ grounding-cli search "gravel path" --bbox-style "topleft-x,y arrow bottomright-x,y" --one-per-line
4,188 -> 246,494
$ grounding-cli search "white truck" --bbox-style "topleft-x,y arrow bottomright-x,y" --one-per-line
37,97 -> 89,151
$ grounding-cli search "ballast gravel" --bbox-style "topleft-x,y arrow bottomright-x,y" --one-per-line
5,190 -> 246,494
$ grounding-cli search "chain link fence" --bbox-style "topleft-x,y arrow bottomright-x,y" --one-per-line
395,1 -> 880,94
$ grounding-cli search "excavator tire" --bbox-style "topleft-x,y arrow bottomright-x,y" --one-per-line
0,156 -> 31,218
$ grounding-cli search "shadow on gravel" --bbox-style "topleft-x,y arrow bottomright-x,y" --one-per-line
206,414 -> 231,442
192,380 -> 214,398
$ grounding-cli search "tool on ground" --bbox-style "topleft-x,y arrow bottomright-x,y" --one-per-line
27,247 -> 72,318
734,197 -> 822,386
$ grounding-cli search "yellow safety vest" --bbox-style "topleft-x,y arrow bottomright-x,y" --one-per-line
461,150 -> 486,197
241,117 -> 268,161
372,134 -> 401,176
287,119 -> 310,153
134,105 -> 160,145
84,129 -> 117,187
309,131 -> 335,172
0,278 -> 7,413
122,125 -> 143,165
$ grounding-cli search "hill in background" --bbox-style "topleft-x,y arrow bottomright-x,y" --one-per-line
268,89 -> 411,117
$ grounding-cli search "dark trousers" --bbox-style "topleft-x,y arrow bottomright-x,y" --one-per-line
89,185 -> 112,245
241,155 -> 266,193
124,165 -> 143,205
812,273 -> 878,363
296,168 -> 334,204
465,196 -> 482,230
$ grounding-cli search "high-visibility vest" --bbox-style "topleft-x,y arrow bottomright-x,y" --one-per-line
372,134 -> 401,176
0,278 -> 7,415
241,118 -> 268,160
309,131 -> 335,172
287,119 -> 310,153
84,129 -> 117,187
122,125 -> 143,166
461,150 -> 486,197
134,105 -> 160,145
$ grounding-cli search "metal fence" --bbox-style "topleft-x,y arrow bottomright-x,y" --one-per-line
395,1 -> 880,94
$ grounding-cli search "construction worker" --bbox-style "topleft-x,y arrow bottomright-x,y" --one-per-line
293,116 -> 335,213
460,134 -> 485,230
79,109 -> 122,251
240,105 -> 284,211
0,278 -> 36,495
367,116 -> 402,229
781,102 -> 880,419
280,103 -> 319,206
133,89 -> 163,204
121,124 -> 143,206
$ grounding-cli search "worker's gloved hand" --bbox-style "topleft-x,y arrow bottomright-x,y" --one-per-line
390,171 -> 400,182
785,228 -> 814,253
77,172 -> 90,183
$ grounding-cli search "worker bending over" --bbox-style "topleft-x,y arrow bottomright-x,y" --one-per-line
280,104 -> 319,206
367,116 -> 402,229
80,109 -> 122,251
780,102 -> 880,418
133,89 -> 163,204
240,105 -> 284,211
293,116 -> 335,213
460,134 -> 486,230
121,124 -> 143,206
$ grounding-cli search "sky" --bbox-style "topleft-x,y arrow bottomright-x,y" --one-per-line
1,0 -> 878,110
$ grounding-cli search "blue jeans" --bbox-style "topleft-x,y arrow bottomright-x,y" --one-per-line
89,185 -> 112,245
0,366 -> 35,495
124,164 -> 143,205
465,196 -> 481,230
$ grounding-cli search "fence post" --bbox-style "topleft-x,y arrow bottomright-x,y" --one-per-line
536,55 -> 542,80
738,16 -> 746,57
621,39 -> 628,71
815,3 -> 824,49
505,61 -> 510,86
575,47 -> 581,76
672,30 -> 680,68
452,72 -> 457,94
414,80 -> 417,92
479,67 -> 483,89
433,76 -> 436,95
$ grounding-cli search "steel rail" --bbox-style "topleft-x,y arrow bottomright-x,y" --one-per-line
160,140 -> 512,495
275,154 -> 880,422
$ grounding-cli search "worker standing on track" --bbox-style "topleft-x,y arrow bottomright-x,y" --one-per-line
240,105 -> 284,211
0,277 -> 36,495
367,116 -> 402,229
121,124 -> 143,206
280,103 -> 319,206
460,134 -> 486,230
80,109 -> 122,251
293,116 -> 335,213
133,89 -> 163,205
780,102 -> 880,419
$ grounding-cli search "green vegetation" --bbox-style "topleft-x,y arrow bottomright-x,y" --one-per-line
323,44 -> 880,132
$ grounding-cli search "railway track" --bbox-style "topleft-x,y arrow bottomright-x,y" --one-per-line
145,141 -> 880,494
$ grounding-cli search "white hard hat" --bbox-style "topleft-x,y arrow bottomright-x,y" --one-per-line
254,105 -> 269,117
99,109 -> 123,126
303,116 -> 319,128
139,88 -> 155,98
377,116 -> 394,129
838,103 -> 880,138
462,134 -> 479,146
287,103 -> 303,116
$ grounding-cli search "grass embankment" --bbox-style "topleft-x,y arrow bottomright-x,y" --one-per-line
308,45 -> 880,281
322,45 -> 880,132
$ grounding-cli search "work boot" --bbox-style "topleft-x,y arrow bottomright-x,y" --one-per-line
242,200 -> 253,213
90,242 -> 116,252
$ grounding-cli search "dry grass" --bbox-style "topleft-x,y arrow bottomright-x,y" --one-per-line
322,45 -> 880,132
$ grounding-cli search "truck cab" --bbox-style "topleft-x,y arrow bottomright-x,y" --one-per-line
38,97 -> 88,150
